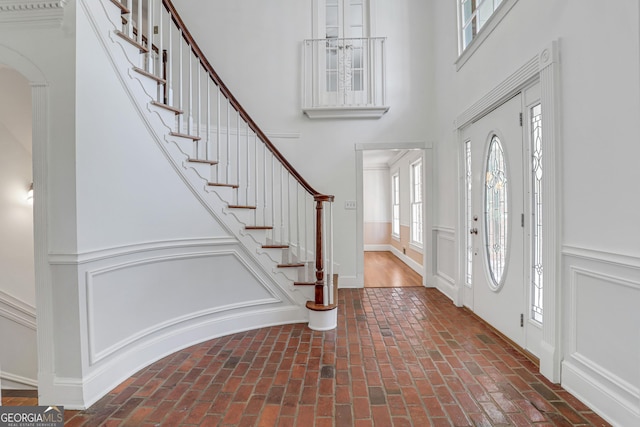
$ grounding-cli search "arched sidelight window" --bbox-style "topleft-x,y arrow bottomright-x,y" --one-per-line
484,135 -> 508,288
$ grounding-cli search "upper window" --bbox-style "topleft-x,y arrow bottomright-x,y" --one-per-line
460,0 -> 503,50
391,173 -> 400,237
410,159 -> 423,246
457,0 -> 519,69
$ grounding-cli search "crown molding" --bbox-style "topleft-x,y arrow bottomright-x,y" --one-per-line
0,0 -> 68,27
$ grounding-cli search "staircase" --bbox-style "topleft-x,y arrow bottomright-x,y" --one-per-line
94,0 -> 337,330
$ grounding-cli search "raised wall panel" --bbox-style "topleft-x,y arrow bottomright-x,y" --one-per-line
86,251 -> 280,364
562,247 -> 640,427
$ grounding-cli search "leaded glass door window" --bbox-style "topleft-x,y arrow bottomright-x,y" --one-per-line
484,135 -> 508,288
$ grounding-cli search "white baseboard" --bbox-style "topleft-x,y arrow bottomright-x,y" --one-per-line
562,358 -> 639,427
337,275 -> 362,288
364,244 -> 392,252
389,246 -> 424,277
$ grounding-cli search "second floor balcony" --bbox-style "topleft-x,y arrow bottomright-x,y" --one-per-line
302,37 -> 389,119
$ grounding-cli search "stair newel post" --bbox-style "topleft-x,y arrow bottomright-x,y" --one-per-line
314,198 -> 325,305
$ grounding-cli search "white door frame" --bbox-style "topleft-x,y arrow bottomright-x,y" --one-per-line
0,44 -> 54,401
354,141 -> 434,288
454,42 -> 562,382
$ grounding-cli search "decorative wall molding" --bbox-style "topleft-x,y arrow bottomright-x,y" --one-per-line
49,237 -> 238,265
434,229 -> 456,285
562,249 -> 640,426
83,247 -> 286,365
0,370 -> 38,389
563,245 -> 640,269
0,290 -> 36,330
0,0 -> 68,27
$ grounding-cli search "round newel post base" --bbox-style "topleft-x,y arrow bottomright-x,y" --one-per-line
306,301 -> 338,331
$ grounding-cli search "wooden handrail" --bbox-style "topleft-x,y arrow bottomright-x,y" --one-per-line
162,0 -> 333,202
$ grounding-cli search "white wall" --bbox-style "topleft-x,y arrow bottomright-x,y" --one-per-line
363,165 -> 391,248
430,1 -> 640,424
0,68 -> 37,389
171,0 -> 435,284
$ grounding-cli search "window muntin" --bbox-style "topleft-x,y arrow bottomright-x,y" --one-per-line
392,173 -> 400,237
460,0 -> 504,51
531,103 -> 543,323
410,159 -> 423,246
484,135 -> 508,287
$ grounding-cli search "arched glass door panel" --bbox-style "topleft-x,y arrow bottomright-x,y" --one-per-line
484,135 -> 509,288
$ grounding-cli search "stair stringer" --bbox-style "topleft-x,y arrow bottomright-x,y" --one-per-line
83,0 -> 315,308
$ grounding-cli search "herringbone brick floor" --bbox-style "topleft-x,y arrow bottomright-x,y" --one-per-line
62,288 -> 610,426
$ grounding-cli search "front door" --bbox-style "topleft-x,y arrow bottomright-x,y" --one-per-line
463,94 -> 526,348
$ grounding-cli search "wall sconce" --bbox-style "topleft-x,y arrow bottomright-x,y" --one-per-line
27,182 -> 33,203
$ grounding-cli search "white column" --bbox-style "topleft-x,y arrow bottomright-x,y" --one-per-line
31,82 -> 55,402
538,41 -> 562,383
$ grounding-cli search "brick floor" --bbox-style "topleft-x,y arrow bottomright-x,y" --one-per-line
62,288 -> 611,426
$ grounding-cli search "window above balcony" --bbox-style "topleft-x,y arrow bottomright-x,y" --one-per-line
303,0 -> 388,119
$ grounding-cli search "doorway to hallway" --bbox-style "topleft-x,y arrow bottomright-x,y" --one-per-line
364,251 -> 422,287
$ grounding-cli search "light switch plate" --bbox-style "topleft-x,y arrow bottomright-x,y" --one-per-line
344,200 -> 357,210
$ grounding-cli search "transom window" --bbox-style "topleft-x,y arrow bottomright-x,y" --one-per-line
410,159 -> 423,246
484,135 -> 508,287
460,0 -> 504,50
392,173 -> 400,237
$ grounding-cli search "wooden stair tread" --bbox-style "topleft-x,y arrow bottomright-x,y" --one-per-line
306,301 -> 338,312
187,158 -> 218,165
262,245 -> 289,249
110,0 -> 130,14
133,67 -> 166,84
245,226 -> 273,230
277,263 -> 305,268
114,30 -> 148,53
208,182 -> 239,189
170,131 -> 201,141
228,205 -> 256,209
150,101 -> 183,115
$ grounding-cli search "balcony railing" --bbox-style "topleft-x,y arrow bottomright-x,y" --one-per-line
302,37 -> 389,119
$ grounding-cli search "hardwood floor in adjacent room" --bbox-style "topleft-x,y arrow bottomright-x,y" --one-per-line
364,251 -> 423,288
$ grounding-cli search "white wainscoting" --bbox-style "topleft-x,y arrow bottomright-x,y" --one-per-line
433,227 -> 456,301
561,246 -> 640,427
0,290 -> 37,389
49,237 -> 307,408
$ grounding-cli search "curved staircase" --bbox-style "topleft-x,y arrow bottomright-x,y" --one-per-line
89,0 -> 337,329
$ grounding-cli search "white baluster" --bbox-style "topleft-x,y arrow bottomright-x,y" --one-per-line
146,0 -> 152,71
206,78 -> 210,161
177,31 -> 183,131
136,0 -> 142,45
226,102 -> 231,184
246,124 -> 250,207
216,87 -> 221,182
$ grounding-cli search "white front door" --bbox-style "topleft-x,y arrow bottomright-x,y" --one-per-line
463,94 -> 526,348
